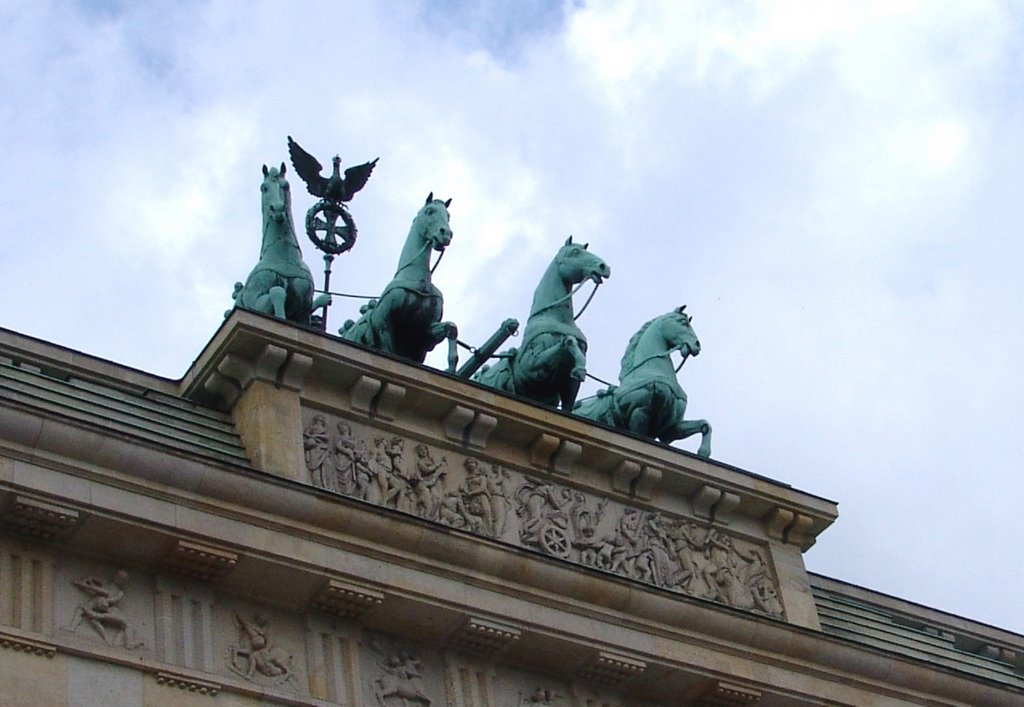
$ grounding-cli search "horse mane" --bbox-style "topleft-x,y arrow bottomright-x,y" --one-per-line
619,317 -> 656,378
618,311 -> 681,378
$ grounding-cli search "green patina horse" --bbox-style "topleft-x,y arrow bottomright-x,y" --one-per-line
341,193 -> 458,369
232,164 -> 330,326
574,307 -> 712,457
473,237 -> 610,410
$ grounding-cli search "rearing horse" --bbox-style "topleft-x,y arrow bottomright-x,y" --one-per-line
233,163 -> 330,326
574,307 -> 712,457
341,193 -> 458,369
473,237 -> 610,410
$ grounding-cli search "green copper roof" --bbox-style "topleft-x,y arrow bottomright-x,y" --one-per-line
0,358 -> 252,469
812,574 -> 1024,691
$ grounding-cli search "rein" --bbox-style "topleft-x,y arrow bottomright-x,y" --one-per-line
395,237 -> 446,278
531,280 -> 602,321
394,241 -> 430,277
621,347 -> 690,380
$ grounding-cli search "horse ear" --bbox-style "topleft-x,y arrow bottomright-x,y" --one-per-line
426,192 -> 434,205
583,243 -> 589,250
565,235 -> 573,245
678,305 -> 687,312
444,198 -> 452,208
262,164 -> 269,176
280,162 -> 287,175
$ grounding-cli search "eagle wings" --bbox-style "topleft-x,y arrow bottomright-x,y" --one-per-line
287,136 -> 378,203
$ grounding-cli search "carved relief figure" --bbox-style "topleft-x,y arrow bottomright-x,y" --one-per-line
66,570 -> 143,649
304,414 -> 334,489
331,421 -> 360,494
486,463 -> 512,536
515,479 -> 604,560
664,520 -> 706,592
516,479 -> 579,559
227,613 -> 296,687
403,444 -> 447,519
439,458 -> 512,537
371,641 -> 432,706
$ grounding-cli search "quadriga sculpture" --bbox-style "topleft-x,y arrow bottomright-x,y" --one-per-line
340,193 -> 458,370
231,164 -> 330,326
473,237 -> 610,410
574,307 -> 712,457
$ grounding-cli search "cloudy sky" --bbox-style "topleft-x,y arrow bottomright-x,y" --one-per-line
3,1 -> 1023,634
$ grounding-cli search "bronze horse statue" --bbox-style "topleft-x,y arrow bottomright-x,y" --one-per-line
231,163 -> 329,326
574,307 -> 712,457
473,237 -> 609,410
341,193 -> 458,369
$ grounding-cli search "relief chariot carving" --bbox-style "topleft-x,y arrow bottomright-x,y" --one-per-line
302,413 -> 782,618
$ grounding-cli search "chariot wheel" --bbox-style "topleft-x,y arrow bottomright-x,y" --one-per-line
539,524 -> 571,558
306,200 -> 357,255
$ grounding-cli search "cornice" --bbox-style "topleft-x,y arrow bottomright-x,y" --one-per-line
179,311 -> 837,548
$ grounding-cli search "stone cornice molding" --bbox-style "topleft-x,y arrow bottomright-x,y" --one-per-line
179,311 -> 837,548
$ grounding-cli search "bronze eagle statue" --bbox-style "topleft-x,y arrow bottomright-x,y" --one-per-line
287,136 -> 378,203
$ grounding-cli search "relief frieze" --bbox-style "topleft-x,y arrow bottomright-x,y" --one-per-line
226,612 -> 298,688
369,639 -> 434,706
65,570 -> 145,649
302,410 -> 784,619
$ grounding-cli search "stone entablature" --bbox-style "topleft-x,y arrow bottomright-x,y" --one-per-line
185,312 -> 835,537
5,316 -> 1023,705
178,311 -> 838,632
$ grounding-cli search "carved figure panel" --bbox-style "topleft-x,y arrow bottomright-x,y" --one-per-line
491,669 -> 573,707
366,637 -> 438,706
65,570 -> 144,649
226,612 -> 298,688
302,410 -> 784,619
439,458 -> 511,538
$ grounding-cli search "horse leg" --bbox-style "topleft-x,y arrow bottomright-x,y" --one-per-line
626,406 -> 652,438
566,336 -> 586,382
663,419 -> 712,458
558,336 -> 587,410
561,376 -> 582,412
267,286 -> 287,319
427,321 -> 459,372
445,325 -> 459,373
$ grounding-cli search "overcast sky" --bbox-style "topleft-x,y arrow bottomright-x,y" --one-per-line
3,1 -> 1023,634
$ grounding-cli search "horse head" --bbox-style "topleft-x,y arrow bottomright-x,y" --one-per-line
414,192 -> 454,252
261,162 -> 291,226
662,306 -> 701,358
556,236 -> 611,288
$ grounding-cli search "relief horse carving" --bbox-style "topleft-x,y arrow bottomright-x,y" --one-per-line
574,307 -> 712,457
341,193 -> 458,369
473,237 -> 610,410
232,163 -> 329,326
